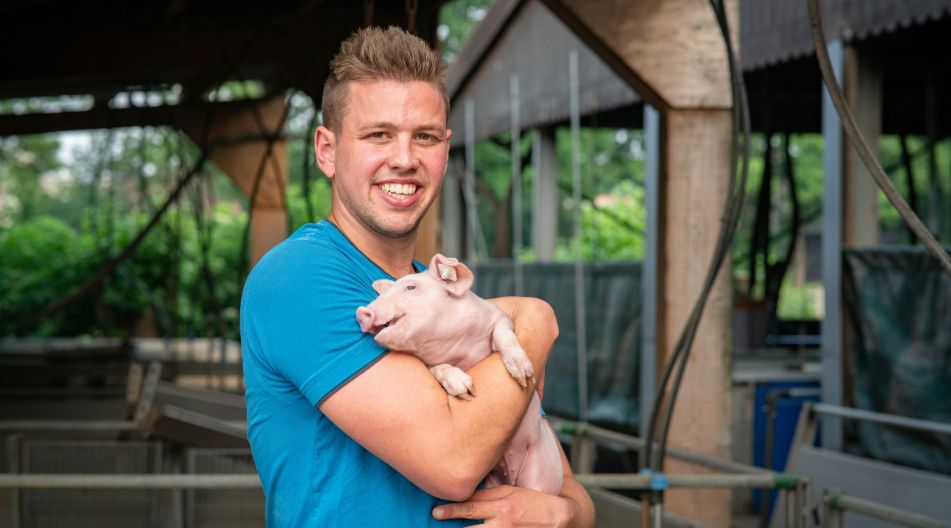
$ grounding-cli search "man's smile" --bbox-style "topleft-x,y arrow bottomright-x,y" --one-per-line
376,180 -> 422,208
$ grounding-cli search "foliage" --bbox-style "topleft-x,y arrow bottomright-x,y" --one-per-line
0,214 -> 172,337
0,135 -> 64,227
437,0 -> 491,63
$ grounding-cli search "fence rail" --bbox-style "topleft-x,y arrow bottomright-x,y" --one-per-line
812,403 -> 951,437
0,474 -> 261,490
824,489 -> 951,528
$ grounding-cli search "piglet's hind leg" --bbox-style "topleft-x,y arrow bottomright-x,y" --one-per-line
491,321 -> 534,388
430,364 -> 475,400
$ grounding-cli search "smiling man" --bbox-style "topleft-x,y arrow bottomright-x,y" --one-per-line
240,26 -> 594,527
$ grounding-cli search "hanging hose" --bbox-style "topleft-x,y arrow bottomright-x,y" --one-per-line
642,0 -> 752,482
807,0 -> 951,277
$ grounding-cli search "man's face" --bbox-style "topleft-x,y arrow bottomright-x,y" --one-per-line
317,79 -> 450,240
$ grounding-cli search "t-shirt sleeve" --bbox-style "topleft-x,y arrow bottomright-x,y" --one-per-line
242,240 -> 386,408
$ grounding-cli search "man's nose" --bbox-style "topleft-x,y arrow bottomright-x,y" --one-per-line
387,137 -> 420,172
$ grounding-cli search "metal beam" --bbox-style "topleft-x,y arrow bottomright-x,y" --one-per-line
0,98 -> 278,136
640,103 -> 660,442
820,38 -> 844,451
813,403 -> 951,437
0,474 -> 261,490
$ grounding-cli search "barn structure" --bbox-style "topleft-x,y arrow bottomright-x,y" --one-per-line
1,0 -> 950,527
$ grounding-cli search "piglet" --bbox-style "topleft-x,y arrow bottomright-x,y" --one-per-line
356,254 -> 563,495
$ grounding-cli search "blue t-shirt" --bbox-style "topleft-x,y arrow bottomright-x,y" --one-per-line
241,221 -> 471,527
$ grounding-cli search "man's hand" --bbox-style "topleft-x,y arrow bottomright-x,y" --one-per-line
432,422 -> 596,527
432,485 -> 573,527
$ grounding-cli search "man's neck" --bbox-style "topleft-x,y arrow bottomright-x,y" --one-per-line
327,212 -> 417,278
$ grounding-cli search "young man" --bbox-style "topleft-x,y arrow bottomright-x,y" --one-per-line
241,26 -> 594,526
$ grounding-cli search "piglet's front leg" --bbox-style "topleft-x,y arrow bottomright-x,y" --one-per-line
430,364 -> 475,400
491,320 -> 534,388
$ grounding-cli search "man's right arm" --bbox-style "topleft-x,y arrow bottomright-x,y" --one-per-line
319,296 -> 557,501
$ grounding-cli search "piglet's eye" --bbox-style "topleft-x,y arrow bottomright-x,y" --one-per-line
406,285 -> 416,291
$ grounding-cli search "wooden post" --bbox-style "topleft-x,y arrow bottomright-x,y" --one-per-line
659,109 -> 734,526
842,46 -> 881,248
542,0 -> 736,525
414,198 -> 441,263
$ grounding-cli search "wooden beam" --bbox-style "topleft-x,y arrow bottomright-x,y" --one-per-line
414,197 -> 441,264
0,98 -> 274,137
543,0 -> 732,110
178,94 -> 289,266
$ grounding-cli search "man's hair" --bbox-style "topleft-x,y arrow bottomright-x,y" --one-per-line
321,26 -> 449,132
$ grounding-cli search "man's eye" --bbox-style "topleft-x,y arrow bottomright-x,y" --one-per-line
416,133 -> 438,142
406,285 -> 416,291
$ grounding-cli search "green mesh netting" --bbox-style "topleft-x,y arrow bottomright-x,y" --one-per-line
843,247 -> 951,474
471,261 -> 642,431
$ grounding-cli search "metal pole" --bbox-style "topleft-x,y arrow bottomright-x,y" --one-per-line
573,473 -> 797,489
641,104 -> 660,451
826,490 -> 951,528
0,420 -> 139,432
762,390 -> 780,527
820,38 -> 845,452
569,48 -> 589,426
650,502 -> 663,528
510,74 -> 524,294
567,49 -> 593,473
812,403 -> 951,437
549,416 -> 771,475
0,474 -> 262,490
6,435 -> 21,528
464,98 -> 486,261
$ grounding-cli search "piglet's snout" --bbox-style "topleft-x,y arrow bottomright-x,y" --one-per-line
356,307 -> 377,334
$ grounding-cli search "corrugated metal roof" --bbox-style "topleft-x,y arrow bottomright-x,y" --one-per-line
741,0 -> 951,71
446,0 -> 639,145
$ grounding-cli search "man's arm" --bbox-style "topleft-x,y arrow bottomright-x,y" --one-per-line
430,421 -> 596,527
319,296 -> 557,501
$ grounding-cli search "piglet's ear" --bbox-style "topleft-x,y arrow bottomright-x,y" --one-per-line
372,279 -> 394,295
428,253 -> 473,296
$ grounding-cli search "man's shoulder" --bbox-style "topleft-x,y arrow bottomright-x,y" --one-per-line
242,221 -> 386,317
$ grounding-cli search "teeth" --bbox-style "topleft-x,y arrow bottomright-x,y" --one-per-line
381,183 -> 417,196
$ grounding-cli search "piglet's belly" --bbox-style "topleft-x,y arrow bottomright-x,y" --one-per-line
490,394 -> 563,495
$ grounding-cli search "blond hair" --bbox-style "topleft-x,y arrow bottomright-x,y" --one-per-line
321,26 -> 448,132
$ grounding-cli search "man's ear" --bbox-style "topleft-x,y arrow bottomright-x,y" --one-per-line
314,125 -> 336,179
428,253 -> 473,296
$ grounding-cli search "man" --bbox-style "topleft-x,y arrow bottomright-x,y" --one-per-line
241,26 -> 594,526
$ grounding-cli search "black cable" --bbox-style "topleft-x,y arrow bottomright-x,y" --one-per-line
642,0 -> 752,477
654,0 -> 752,471
807,0 -> 951,277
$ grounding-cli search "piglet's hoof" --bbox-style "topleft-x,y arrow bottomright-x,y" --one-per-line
501,348 -> 534,388
430,364 -> 476,400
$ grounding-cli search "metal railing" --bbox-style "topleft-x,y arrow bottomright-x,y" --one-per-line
0,473 -> 261,489
823,489 -> 951,528
548,415 -> 812,528
812,403 -> 951,437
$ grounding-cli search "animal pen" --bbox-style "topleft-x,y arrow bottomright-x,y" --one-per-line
2,0 -> 951,527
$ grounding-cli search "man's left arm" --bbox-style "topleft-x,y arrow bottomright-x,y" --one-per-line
431,420 -> 596,527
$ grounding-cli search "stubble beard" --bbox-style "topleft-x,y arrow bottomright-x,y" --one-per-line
345,194 -> 429,240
